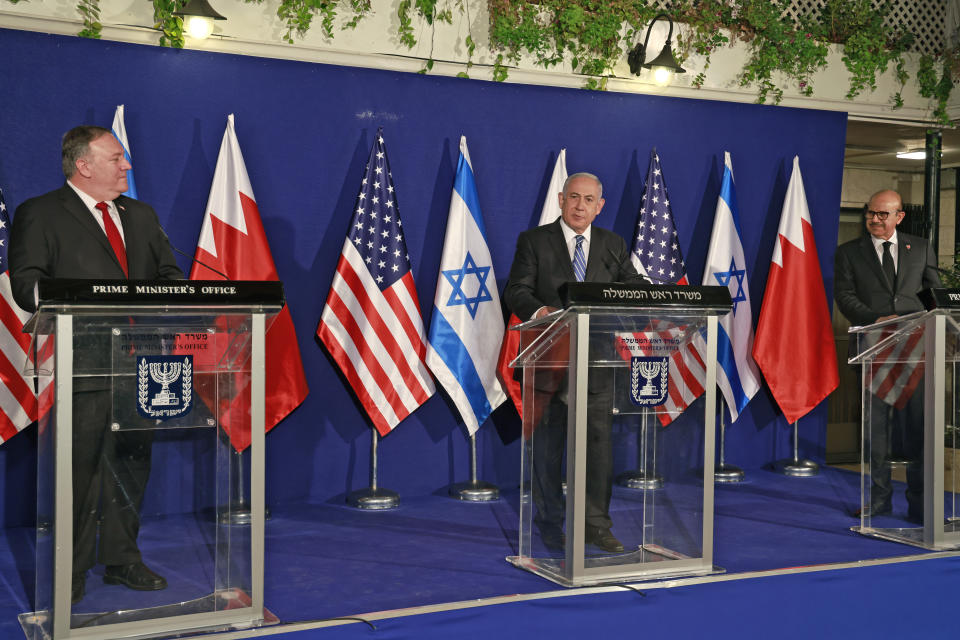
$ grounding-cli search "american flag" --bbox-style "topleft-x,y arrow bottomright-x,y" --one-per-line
317,129 -> 435,436
631,149 -> 688,285
0,187 -> 41,443
618,150 -> 704,426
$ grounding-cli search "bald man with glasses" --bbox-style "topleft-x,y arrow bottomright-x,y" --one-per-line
834,189 -> 939,522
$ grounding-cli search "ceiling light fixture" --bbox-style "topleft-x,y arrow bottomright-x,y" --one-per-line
896,149 -> 926,160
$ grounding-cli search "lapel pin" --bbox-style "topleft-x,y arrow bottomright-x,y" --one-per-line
905,243 -> 911,250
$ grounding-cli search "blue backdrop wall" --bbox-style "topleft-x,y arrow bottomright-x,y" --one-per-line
0,27 -> 847,527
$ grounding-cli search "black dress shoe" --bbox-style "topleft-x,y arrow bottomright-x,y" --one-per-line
103,562 -> 168,591
71,573 -> 85,605
585,526 -> 624,553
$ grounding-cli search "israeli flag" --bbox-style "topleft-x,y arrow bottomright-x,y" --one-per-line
426,136 -> 506,435
702,152 -> 762,422
111,105 -> 137,199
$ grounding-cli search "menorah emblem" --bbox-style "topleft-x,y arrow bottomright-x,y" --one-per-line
137,355 -> 194,420
637,360 -> 661,397
149,361 -> 182,407
629,356 -> 669,407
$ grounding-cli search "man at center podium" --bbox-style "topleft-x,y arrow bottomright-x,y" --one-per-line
504,172 -> 642,553
9,125 -> 183,604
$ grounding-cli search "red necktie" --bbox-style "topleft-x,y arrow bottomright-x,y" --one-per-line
95,201 -> 128,277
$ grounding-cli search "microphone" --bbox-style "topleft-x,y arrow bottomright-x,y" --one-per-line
158,227 -> 230,280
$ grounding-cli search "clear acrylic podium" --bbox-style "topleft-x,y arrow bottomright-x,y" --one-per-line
507,283 -> 731,586
848,290 -> 960,550
19,279 -> 283,639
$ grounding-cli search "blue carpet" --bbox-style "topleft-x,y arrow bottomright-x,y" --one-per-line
0,465 -> 951,638
288,556 -> 960,639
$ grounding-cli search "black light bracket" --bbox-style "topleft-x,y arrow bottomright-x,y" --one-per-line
628,13 -> 686,77
173,0 -> 227,21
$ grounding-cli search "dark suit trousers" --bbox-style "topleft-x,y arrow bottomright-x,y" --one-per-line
532,387 -> 614,533
867,386 -> 924,514
73,389 -> 153,573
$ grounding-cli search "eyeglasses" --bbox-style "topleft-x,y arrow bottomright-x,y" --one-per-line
864,210 -> 898,221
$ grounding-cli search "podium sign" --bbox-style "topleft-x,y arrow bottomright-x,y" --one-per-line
19,280 -> 282,639
507,284 -> 731,587
848,295 -> 960,550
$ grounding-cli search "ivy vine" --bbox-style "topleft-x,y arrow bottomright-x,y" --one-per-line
76,0 -> 102,39
242,0 -> 372,44
152,0 -> 187,48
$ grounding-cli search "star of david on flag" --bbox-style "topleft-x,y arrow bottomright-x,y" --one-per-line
700,151 -> 761,423
442,251 -> 493,319
426,136 -> 506,435
713,259 -> 747,313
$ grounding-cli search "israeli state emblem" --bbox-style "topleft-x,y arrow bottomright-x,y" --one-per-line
137,355 -> 193,420
629,356 -> 669,406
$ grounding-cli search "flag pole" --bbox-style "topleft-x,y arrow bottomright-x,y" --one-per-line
776,419 -> 819,477
714,398 -> 745,483
448,432 -> 500,501
617,408 -> 664,490
217,448 -> 272,525
348,429 -> 400,509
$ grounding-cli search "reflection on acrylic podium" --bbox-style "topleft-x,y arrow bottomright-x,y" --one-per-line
507,283 -> 731,587
19,280 -> 282,640
849,289 -> 960,551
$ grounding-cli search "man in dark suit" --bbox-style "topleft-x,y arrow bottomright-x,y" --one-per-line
834,189 -> 939,522
10,125 -> 184,603
505,172 -> 641,553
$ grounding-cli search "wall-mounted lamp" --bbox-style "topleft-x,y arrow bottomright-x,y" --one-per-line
174,0 -> 226,40
628,13 -> 686,87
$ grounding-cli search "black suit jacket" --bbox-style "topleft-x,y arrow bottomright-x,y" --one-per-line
834,231 -> 940,328
504,219 -> 642,321
9,184 -> 184,311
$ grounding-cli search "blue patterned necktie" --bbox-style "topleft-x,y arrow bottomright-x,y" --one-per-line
573,234 -> 586,282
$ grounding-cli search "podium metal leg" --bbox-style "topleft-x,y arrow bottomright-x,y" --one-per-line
776,420 -> 819,477
348,429 -> 400,509
449,432 -> 499,501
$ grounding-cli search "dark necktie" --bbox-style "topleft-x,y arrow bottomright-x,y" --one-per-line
95,201 -> 129,277
881,241 -> 896,289
573,235 -> 586,282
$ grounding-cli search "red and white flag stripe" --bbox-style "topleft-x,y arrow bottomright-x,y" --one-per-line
319,242 -> 434,436
869,325 -> 924,409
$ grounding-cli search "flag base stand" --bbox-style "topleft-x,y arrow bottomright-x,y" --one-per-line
776,458 -> 819,477
216,449 -> 272,525
776,421 -> 819,477
448,481 -> 499,502
616,470 -> 664,490
349,430 -> 400,509
217,502 -> 272,525
448,433 -> 499,501
714,464 -> 745,483
347,487 -> 400,510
